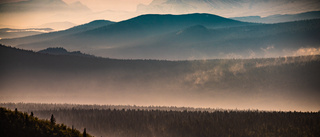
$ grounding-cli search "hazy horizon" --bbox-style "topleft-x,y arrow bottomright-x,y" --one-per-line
0,0 -> 320,30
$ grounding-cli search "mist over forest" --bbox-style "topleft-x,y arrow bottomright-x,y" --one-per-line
1,45 -> 319,112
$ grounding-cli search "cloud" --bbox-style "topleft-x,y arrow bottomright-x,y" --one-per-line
184,60 -> 246,87
261,45 -> 275,52
0,0 -> 147,28
63,0 -> 152,12
229,62 -> 246,75
0,0 -> 90,13
0,0 -> 92,28
295,47 -> 320,56
0,0 -> 24,4
1,0 -> 320,31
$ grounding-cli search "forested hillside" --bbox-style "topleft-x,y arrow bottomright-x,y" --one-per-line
1,45 -> 320,111
0,107 -> 91,137
1,104 -> 319,137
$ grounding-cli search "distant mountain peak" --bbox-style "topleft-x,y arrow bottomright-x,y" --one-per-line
38,47 -> 95,58
126,13 -> 245,28
38,47 -> 69,54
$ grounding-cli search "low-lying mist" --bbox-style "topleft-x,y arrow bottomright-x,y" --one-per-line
0,45 -> 320,111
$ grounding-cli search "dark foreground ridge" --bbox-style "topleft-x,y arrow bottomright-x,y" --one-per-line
2,103 -> 320,137
0,107 -> 92,137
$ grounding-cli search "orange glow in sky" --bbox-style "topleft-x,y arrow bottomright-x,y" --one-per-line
63,0 -> 153,11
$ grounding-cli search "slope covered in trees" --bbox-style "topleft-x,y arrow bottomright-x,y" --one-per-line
1,45 -> 320,111
1,103 -> 319,137
0,107 -> 91,137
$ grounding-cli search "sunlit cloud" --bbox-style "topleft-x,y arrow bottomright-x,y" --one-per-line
1,0 -> 319,29
295,47 -> 320,56
62,0 -> 152,12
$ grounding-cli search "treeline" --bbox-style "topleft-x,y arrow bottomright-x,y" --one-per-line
31,108 -> 320,137
0,102 -> 222,113
0,107 -> 91,137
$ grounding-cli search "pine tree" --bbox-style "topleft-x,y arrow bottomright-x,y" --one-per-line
83,128 -> 87,137
50,114 -> 56,124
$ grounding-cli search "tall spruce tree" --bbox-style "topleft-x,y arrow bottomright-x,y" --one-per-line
83,128 -> 87,137
50,114 -> 56,124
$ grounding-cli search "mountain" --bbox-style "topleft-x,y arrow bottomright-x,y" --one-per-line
0,20 -> 114,47
0,107 -> 92,137
38,47 -> 96,58
1,13 -> 320,59
108,18 -> 320,59
137,0 -> 320,18
1,45 -> 320,111
66,13 -> 252,48
39,21 -> 77,31
231,11 -> 320,23
0,13 -> 253,57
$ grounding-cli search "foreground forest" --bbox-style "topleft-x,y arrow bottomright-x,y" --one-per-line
0,107 -> 91,137
1,103 -> 320,137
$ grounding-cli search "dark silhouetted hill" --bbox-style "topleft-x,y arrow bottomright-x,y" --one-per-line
0,107 -> 91,137
1,45 -> 320,111
38,47 -> 95,57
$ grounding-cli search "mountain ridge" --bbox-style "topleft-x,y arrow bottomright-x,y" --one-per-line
0,13 -> 254,55
38,47 -> 96,58
0,19 -> 114,47
1,13 -> 320,60
231,10 -> 320,23
137,0 -> 320,18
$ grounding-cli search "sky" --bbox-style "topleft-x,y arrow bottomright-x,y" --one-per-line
62,0 -> 152,12
0,0 -> 152,11
0,0 -> 319,29
0,0 -> 153,29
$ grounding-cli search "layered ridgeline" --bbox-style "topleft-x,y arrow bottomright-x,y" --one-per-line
0,107 -> 92,137
230,10 -> 320,23
1,103 -> 320,137
136,0 -> 320,18
1,45 -> 320,111
2,13 -> 319,59
0,19 -> 114,48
